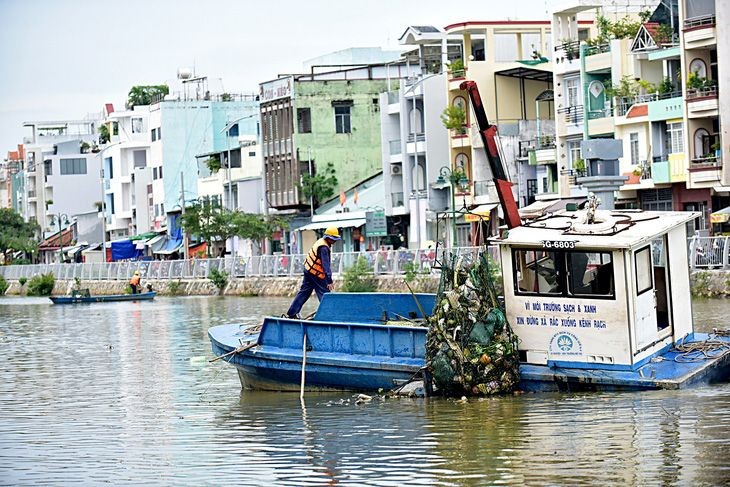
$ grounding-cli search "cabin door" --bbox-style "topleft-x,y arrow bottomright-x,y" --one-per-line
634,245 -> 658,350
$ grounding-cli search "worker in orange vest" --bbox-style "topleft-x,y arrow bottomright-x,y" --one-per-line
285,227 -> 340,319
129,271 -> 141,294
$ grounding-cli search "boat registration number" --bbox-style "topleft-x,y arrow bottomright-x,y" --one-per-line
541,240 -> 576,249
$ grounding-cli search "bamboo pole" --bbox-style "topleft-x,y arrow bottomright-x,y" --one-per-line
300,333 -> 308,399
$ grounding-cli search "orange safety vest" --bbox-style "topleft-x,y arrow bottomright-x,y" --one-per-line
130,275 -> 140,286
304,238 -> 331,280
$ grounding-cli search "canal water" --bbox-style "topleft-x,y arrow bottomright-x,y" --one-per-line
0,295 -> 728,486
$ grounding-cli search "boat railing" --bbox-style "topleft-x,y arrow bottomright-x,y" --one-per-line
3,239 -> 727,281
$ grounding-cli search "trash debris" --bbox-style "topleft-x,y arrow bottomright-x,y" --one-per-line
426,251 -> 520,397
189,356 -> 207,366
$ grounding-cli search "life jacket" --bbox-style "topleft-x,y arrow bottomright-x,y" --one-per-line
304,238 -> 330,280
130,275 -> 140,286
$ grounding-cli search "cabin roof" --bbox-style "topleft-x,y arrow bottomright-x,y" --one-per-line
494,210 -> 698,249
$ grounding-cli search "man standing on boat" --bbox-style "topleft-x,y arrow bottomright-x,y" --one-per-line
129,271 -> 141,294
285,227 -> 340,319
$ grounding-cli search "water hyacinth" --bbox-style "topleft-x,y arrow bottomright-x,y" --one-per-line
426,252 -> 520,397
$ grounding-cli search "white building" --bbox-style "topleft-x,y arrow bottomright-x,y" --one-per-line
100,104 -> 153,239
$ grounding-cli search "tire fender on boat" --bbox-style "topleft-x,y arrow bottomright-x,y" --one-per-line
569,210 -> 618,235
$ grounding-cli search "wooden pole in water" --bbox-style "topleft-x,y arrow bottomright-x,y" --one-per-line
300,333 -> 307,399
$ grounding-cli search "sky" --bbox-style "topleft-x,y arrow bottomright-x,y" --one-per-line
0,0 -> 550,153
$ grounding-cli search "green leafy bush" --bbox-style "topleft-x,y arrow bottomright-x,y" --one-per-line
18,277 -> 27,286
209,268 -> 229,291
0,275 -> 8,295
27,273 -> 55,296
342,256 -> 377,292
168,280 -> 183,296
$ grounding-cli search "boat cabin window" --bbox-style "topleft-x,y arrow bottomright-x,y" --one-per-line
635,246 -> 653,295
513,248 -> 615,299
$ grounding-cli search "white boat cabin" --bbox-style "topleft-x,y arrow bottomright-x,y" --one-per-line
495,208 -> 698,370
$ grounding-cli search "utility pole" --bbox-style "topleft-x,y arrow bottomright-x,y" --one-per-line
180,171 -> 189,260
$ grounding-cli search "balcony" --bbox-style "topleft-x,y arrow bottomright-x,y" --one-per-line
683,14 -> 716,49
557,105 -> 584,125
528,147 -> 557,165
647,93 -> 684,121
688,155 -> 722,187
584,43 -> 611,73
391,192 -> 404,208
686,86 -> 719,118
553,40 -> 581,74
651,157 -> 671,184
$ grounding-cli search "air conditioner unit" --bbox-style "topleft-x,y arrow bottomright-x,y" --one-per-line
390,164 -> 402,175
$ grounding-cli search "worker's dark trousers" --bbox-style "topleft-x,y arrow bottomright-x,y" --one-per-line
286,272 -> 330,318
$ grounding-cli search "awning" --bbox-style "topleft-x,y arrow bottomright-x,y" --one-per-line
464,203 -> 498,222
63,242 -> 88,257
135,234 -> 165,249
297,218 -> 367,231
153,237 -> 183,255
710,206 -> 730,224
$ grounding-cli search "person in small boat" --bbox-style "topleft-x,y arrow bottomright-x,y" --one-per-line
129,271 -> 141,294
285,227 -> 340,319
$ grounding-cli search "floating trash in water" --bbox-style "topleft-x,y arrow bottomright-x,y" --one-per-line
189,356 -> 207,365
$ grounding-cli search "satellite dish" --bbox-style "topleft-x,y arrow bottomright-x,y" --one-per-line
177,68 -> 193,80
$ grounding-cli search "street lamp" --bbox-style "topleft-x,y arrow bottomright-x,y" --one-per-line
52,213 -> 70,263
436,166 -> 470,247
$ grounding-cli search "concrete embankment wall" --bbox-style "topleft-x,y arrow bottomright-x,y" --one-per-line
4,271 -> 728,297
4,275 -> 440,297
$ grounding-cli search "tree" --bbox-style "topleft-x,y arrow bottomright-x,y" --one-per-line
0,208 -> 39,263
179,201 -> 288,256
126,84 -> 170,108
298,162 -> 338,206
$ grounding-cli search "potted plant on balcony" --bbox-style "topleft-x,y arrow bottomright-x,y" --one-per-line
441,105 -> 467,135
561,39 -> 578,61
80,141 -> 90,154
573,158 -> 586,177
448,58 -> 465,78
711,141 -> 721,160
205,156 -> 221,174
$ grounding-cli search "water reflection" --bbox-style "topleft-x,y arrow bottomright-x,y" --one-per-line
0,296 -> 728,485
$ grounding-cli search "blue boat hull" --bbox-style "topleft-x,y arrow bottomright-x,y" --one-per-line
208,293 -> 730,393
49,291 -> 156,304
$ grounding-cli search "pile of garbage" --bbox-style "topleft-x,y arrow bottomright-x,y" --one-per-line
426,252 -> 520,397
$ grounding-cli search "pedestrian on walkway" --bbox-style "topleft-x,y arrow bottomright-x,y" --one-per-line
285,227 -> 340,318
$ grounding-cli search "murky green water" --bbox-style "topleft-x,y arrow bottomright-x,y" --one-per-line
0,295 -> 728,485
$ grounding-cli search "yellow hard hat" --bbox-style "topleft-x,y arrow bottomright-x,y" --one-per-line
134,271 -> 140,276
323,227 -> 341,240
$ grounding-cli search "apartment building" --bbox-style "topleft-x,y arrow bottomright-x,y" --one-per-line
17,118 -> 101,232
259,50 -> 405,253
2,145 -> 24,209
380,26 -> 458,249
100,104 -> 153,240
549,0 -> 728,233
442,20 -> 556,245
679,0 -> 729,231
146,77 -> 258,237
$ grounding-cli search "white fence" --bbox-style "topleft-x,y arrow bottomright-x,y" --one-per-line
2,238 -> 727,282
0,247 -> 497,281
689,236 -> 730,270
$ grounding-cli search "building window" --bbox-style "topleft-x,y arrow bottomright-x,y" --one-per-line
151,129 -> 157,142
630,133 -> 639,165
667,122 -> 684,154
565,77 -> 580,107
112,122 -> 119,136
44,159 -> 52,176
333,101 -> 353,134
641,187 -> 673,211
60,158 -> 87,175
131,118 -> 143,133
105,157 -> 113,179
227,124 -> 239,137
297,108 -> 311,133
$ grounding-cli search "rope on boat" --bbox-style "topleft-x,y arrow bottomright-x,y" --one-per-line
668,330 -> 730,363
